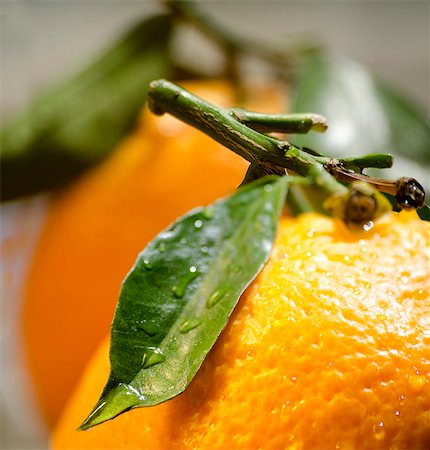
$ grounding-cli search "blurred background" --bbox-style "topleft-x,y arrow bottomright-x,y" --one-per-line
1,1 -> 429,449
1,1 -> 429,119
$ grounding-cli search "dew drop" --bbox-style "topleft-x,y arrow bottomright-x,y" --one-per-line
307,228 -> 316,238
415,289 -> 428,300
172,268 -> 199,298
143,258 -> 153,270
179,317 -> 203,333
179,238 -> 187,245
363,221 -> 374,232
372,421 -> 385,440
138,321 -> 158,336
202,207 -> 214,220
172,286 -> 184,298
408,373 -> 426,392
194,219 -> 203,229
398,394 -> 406,405
200,246 -> 209,255
264,183 -> 273,193
207,287 -> 227,308
142,347 -> 166,368
158,242 -> 167,253
279,402 -> 289,420
394,410 -> 401,419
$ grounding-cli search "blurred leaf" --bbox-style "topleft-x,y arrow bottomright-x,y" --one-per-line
374,80 -> 430,165
1,14 -> 173,201
80,176 -> 288,429
290,53 -> 430,197
418,205 -> 430,221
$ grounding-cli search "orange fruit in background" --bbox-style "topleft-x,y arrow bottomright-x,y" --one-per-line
52,211 -> 430,449
21,80 -> 286,426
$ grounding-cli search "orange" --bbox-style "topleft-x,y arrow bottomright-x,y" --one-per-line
21,80 -> 286,426
52,211 -> 430,449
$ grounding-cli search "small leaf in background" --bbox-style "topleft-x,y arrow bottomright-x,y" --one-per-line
79,176 -> 288,430
417,204 -> 430,221
1,14 -> 173,201
291,53 -> 430,198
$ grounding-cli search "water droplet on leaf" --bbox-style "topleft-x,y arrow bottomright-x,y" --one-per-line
172,269 -> 200,298
202,207 -> 214,220
143,259 -> 152,270
142,347 -> 166,368
179,317 -> 203,333
207,287 -> 227,308
138,321 -> 158,336
194,219 -> 203,229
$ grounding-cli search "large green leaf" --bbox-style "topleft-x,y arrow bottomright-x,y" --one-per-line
291,53 -> 430,198
80,175 -> 288,430
1,14 -> 173,201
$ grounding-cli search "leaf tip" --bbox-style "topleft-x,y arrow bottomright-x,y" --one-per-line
77,383 -> 142,431
78,399 -> 108,431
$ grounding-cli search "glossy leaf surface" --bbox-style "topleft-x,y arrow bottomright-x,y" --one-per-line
80,176 -> 288,429
1,14 -> 173,201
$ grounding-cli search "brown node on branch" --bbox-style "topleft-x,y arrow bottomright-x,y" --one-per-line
325,160 -> 426,212
395,178 -> 425,210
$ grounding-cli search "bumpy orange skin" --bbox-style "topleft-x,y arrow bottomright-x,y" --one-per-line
23,81 -> 284,426
52,211 -> 430,449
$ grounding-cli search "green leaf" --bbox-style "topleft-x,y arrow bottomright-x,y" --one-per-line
80,175 -> 288,430
418,205 -> 430,221
290,53 -> 430,200
373,80 -> 430,165
1,14 -> 173,201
